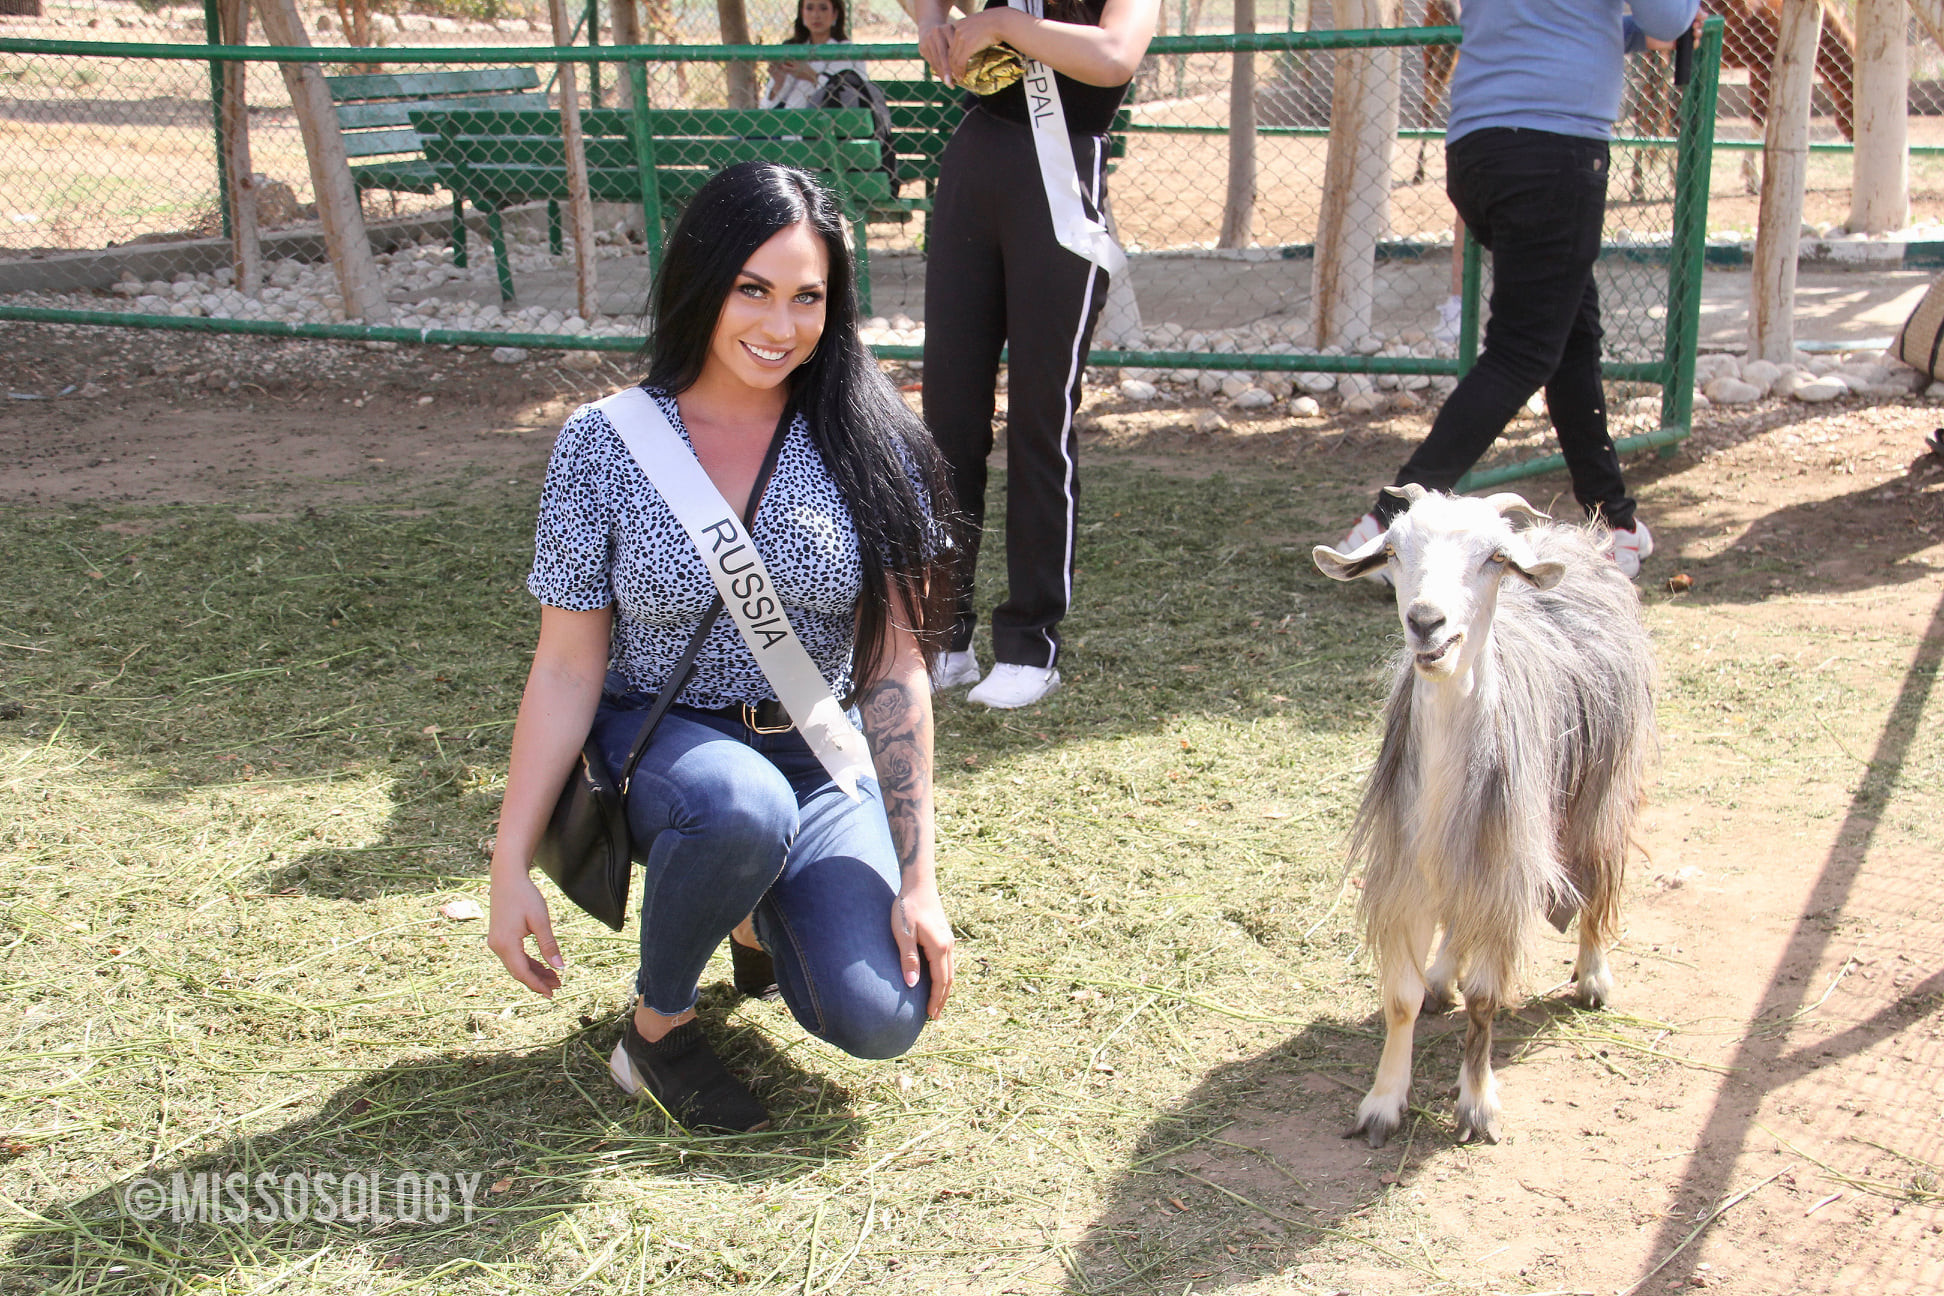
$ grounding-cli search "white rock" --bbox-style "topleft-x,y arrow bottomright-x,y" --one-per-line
1765,364 -> 1797,396
1524,392 -> 1548,417
1289,396 -> 1322,417
109,281 -> 140,297
491,347 -> 528,364
1192,410 -> 1229,434
1740,359 -> 1781,390
1402,374 -> 1431,392
1259,372 -> 1294,398
1622,395 -> 1661,415
1388,390 -> 1424,412
1298,372 -> 1337,394
560,350 -> 602,371
1704,376 -> 1763,405
1119,379 -> 1158,401
1232,387 -> 1275,411
1375,373 -> 1400,391
1343,392 -> 1385,415
1219,373 -> 1252,399
1690,391 -> 1710,409
1354,334 -> 1385,355
1338,373 -> 1375,398
1792,377 -> 1846,403
1195,371 -> 1222,395
1926,381 -> 1944,399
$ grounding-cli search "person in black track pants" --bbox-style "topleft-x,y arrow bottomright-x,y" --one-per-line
916,0 -> 1158,710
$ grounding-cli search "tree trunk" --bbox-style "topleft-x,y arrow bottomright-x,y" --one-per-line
717,0 -> 757,110
252,0 -> 389,323
1847,0 -> 1908,233
1911,0 -> 1944,53
611,0 -> 641,110
1750,0 -> 1821,362
1310,0 -> 1399,349
549,0 -> 603,321
1218,0 -> 1256,248
219,0 -> 261,297
0,0 -> 44,15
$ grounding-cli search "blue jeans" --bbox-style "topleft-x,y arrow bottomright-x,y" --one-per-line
1380,127 -> 1636,531
590,683 -> 929,1061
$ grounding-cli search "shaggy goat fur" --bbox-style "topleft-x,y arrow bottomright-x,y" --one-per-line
1315,491 -> 1656,1147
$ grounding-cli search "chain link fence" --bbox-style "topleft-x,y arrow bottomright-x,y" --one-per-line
1697,0 -> 1944,238
1,3 -> 1723,479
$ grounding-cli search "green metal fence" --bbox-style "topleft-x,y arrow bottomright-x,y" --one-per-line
0,22 -> 1721,485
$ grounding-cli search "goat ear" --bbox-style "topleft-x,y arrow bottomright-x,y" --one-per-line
1313,535 -> 1389,583
1508,556 -> 1566,590
1381,483 -> 1429,507
1500,535 -> 1565,589
1482,492 -> 1551,524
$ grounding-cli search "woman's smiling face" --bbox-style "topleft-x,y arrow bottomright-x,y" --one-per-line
800,0 -> 837,39
705,220 -> 829,394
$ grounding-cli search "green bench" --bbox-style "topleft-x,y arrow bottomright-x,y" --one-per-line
410,105 -> 897,308
325,67 -> 554,271
873,77 -> 1133,214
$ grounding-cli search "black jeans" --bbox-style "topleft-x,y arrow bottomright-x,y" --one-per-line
1376,127 -> 1636,530
923,108 -> 1112,668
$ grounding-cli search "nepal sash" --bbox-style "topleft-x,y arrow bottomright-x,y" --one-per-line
1011,0 -> 1127,274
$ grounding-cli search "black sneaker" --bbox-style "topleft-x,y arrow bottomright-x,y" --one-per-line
608,1019 -> 770,1133
731,939 -> 782,1002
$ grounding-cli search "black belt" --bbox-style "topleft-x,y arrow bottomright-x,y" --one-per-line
688,698 -> 792,734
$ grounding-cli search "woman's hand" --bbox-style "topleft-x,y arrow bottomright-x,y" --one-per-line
778,58 -> 816,83
945,8 -> 1017,82
487,868 -> 565,997
893,883 -> 955,1019
919,17 -> 958,85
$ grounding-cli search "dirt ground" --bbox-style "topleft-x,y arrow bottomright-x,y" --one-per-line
5,321 -> 1942,1294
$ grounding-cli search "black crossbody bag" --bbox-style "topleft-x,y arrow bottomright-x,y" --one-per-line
531,406 -> 792,931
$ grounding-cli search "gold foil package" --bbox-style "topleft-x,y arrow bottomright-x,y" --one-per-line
961,44 -> 1026,95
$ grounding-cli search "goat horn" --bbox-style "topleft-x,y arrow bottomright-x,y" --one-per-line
1381,483 -> 1430,504
1483,492 -> 1551,523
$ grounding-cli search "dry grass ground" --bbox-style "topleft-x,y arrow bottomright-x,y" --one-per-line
0,322 -> 1940,1295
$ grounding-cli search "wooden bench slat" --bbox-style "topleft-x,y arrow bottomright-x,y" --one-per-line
337,91 -> 548,133
326,67 -> 540,103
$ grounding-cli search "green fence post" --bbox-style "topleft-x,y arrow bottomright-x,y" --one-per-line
1457,228 -> 1481,376
203,0 -> 230,240
586,0 -> 601,104
629,60 -> 663,282
1656,17 -> 1723,453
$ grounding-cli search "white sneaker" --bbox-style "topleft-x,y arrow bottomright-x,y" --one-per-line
930,648 -> 981,692
967,663 -> 1061,709
1434,294 -> 1462,347
1610,518 -> 1654,580
1338,512 -> 1394,588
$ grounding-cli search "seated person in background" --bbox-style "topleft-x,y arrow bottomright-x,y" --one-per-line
762,0 -> 867,110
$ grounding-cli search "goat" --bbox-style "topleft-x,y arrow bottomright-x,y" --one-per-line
1312,487 -> 1657,1147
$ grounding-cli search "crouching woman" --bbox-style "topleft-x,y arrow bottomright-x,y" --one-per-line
486,163 -> 959,1133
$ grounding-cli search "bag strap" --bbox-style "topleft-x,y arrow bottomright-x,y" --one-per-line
615,400 -> 794,793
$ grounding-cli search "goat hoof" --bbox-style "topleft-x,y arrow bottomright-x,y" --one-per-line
1453,1105 -> 1502,1146
1346,1103 -> 1404,1149
1422,986 -> 1456,1015
1573,968 -> 1613,1010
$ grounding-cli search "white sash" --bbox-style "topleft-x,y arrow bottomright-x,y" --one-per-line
1010,0 -> 1127,274
595,388 -> 877,801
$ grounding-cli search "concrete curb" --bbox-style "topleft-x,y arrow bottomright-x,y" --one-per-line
0,200 -> 643,296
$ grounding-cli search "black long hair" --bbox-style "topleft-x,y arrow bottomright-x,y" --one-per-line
786,0 -> 847,44
640,162 -> 959,691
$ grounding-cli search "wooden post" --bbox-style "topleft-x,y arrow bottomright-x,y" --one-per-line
1310,0 -> 1399,349
252,0 -> 389,323
611,0 -> 641,110
1749,0 -> 1820,362
219,0 -> 261,296
1218,0 -> 1256,248
717,0 -> 757,110
550,0 -> 603,322
1847,0 -> 1908,233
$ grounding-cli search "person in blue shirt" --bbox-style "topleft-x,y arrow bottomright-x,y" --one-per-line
1340,0 -> 1698,581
